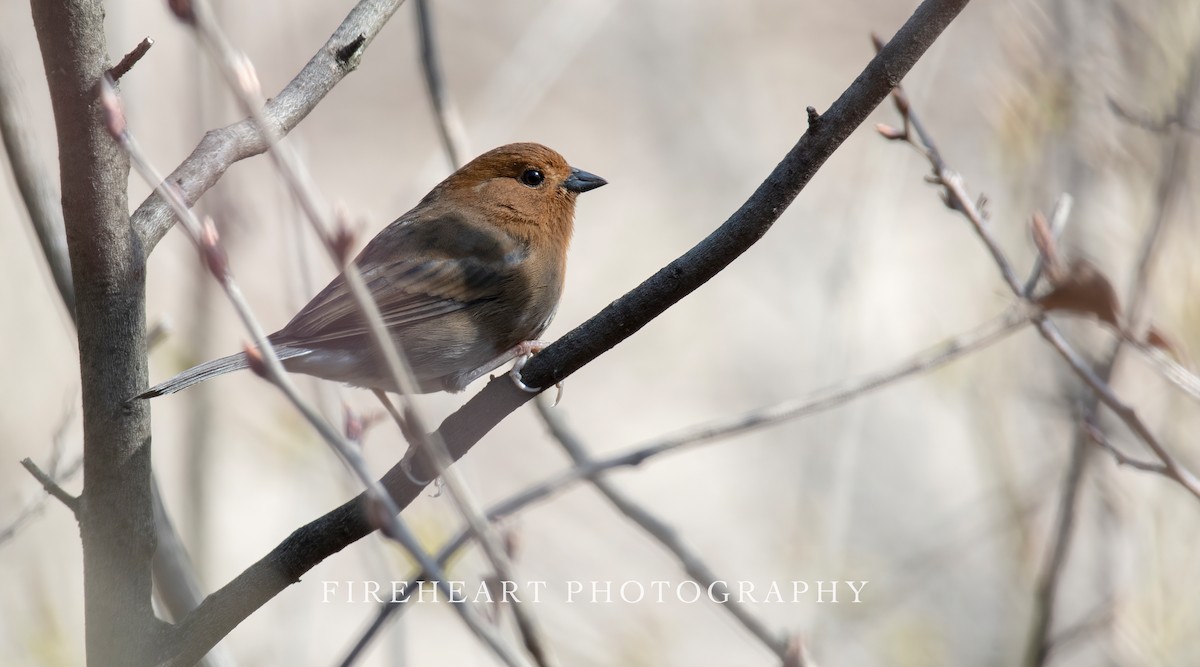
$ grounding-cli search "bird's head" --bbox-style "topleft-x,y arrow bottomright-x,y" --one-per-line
433,142 -> 606,246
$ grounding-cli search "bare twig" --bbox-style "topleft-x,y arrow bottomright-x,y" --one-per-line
1022,194 -> 1073,297
0,45 -> 74,322
20,458 -> 80,515
1127,340 -> 1200,403
1,399 -> 79,544
0,457 -> 81,544
537,398 -> 790,659
1108,96 -> 1200,135
1083,422 -> 1167,474
107,37 -> 154,82
1038,322 -> 1200,501
617,308 -> 1031,462
1025,411 -> 1091,667
413,0 -> 469,168
131,0 -> 408,255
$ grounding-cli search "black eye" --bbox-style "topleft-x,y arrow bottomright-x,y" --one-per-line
519,168 -> 545,187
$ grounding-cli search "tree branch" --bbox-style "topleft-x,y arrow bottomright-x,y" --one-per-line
131,0 -> 408,256
536,399 -> 790,659
19,457 -> 81,516
164,0 -> 972,660
0,45 -> 74,323
414,0 -> 469,169
31,0 -> 163,663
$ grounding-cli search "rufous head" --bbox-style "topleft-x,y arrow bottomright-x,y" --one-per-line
429,143 -> 606,245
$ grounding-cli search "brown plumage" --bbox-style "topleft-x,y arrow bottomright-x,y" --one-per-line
140,143 -> 605,398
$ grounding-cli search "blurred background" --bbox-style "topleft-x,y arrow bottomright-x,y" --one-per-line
3,0 -> 1200,665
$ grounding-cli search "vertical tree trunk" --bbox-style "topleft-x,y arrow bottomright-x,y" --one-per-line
31,0 -> 161,662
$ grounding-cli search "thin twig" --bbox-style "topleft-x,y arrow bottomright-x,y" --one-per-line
1082,422 -> 1167,474
1024,410 -> 1091,667
20,458 -> 80,515
0,458 -> 81,544
1039,320 -> 1200,500
107,37 -> 154,82
1108,96 -> 1200,135
132,0 -> 408,255
618,308 -> 1031,462
413,0 -> 469,169
0,45 -> 74,322
537,398 -> 790,660
1126,340 -> 1200,403
1022,194 -> 1073,297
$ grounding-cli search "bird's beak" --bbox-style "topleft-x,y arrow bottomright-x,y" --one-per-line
563,167 -> 607,193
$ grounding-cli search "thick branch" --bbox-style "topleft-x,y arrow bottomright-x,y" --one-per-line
131,0 -> 406,256
31,0 -> 162,664
165,0 -> 971,660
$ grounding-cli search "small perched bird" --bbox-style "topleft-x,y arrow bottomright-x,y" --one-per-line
140,143 -> 605,398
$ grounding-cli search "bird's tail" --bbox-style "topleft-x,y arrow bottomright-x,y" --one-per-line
138,346 -> 310,399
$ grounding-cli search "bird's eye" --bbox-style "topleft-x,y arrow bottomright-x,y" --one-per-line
518,168 -> 545,187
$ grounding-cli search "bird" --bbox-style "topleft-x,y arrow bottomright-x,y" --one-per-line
139,142 -> 605,399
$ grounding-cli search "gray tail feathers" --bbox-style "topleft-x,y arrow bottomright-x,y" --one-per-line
138,346 -> 310,399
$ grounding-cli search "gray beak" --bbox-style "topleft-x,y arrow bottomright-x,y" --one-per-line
563,167 -> 607,193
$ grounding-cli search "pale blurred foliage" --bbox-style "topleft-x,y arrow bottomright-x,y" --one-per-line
2,0 -> 1200,665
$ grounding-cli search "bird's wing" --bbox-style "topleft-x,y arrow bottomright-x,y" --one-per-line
272,212 -> 523,347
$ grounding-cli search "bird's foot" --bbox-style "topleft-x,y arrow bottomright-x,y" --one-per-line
508,341 -> 565,405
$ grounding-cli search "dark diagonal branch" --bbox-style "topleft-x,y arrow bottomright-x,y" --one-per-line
165,0 -> 972,660
131,0 -> 407,256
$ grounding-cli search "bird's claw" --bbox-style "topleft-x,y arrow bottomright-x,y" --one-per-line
508,341 -> 565,405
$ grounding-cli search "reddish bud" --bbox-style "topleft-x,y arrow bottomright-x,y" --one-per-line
343,406 -> 382,445
200,217 -> 229,280
1030,210 -> 1065,284
96,76 -> 126,139
330,205 -> 360,268
243,342 -> 268,379
876,123 -> 905,140
501,524 -> 522,560
232,53 -> 261,98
